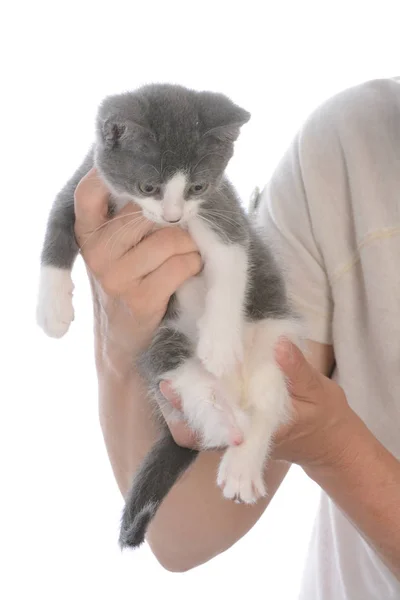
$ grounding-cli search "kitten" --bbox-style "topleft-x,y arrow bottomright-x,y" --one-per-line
37,84 -> 301,550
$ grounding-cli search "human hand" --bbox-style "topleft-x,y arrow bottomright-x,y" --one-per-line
74,169 -> 202,348
271,339 -> 354,469
159,339 -> 355,470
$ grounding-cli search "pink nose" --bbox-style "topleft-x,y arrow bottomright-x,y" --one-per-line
165,217 -> 181,223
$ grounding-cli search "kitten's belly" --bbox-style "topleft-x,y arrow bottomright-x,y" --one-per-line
174,274 -> 207,339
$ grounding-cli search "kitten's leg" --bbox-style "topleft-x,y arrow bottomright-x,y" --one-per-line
217,318 -> 301,503
37,152 -> 93,338
141,326 -> 247,447
217,362 -> 289,503
165,358 -> 250,449
141,325 -> 249,447
188,219 -> 248,378
121,325 -> 246,549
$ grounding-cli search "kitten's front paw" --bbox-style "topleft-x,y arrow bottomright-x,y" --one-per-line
217,447 -> 266,504
36,266 -> 74,338
197,323 -> 243,377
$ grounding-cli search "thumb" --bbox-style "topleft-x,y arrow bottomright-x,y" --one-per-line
275,338 -> 321,400
74,168 -> 110,234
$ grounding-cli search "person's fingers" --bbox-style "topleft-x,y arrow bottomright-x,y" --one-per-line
100,229 -> 200,296
167,421 -> 200,449
139,252 -> 203,303
120,227 -> 199,279
158,381 -> 200,448
159,380 -> 183,411
74,168 -> 110,233
93,203 -> 154,258
275,338 -> 321,402
159,384 -> 244,449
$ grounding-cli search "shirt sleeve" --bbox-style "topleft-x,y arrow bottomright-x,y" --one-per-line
256,127 -> 334,345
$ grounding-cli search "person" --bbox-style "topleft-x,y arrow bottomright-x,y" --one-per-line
73,77 -> 400,599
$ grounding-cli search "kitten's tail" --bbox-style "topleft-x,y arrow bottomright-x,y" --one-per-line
119,428 -> 198,549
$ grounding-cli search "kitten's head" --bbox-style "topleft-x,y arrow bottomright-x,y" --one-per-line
95,84 -> 250,225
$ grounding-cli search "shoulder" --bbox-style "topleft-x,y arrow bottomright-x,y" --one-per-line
265,78 -> 400,217
298,78 -> 400,155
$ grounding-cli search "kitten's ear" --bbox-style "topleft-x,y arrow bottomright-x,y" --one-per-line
203,120 -> 249,143
100,118 -> 128,146
199,92 -> 251,143
98,117 -> 156,151
96,93 -> 156,151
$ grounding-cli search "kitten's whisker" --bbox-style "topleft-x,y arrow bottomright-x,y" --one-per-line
201,209 -> 240,227
214,189 -> 250,213
191,168 -> 222,176
197,215 -> 230,244
106,218 -> 147,263
160,149 -> 177,174
79,211 -> 144,251
137,163 -> 161,178
205,210 -> 237,218
191,152 -> 225,173
104,215 -> 146,259
110,215 -> 147,257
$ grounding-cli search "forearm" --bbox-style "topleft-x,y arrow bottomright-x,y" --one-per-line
305,411 -> 400,579
98,348 -> 289,571
94,301 -> 288,571
147,456 -> 289,571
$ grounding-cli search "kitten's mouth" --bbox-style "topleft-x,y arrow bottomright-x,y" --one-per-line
143,210 -> 183,226
163,217 -> 182,224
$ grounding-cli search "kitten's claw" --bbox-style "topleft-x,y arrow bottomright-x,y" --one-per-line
36,267 -> 74,338
217,447 -> 267,504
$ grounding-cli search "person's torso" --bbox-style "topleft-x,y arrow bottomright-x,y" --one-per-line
298,78 -> 400,599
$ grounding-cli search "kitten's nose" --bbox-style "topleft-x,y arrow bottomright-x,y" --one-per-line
165,217 -> 181,223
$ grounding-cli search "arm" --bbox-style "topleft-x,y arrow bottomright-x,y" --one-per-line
275,341 -> 400,580
306,414 -> 400,579
75,170 -> 340,573
74,170 -> 293,571
97,334 -> 334,572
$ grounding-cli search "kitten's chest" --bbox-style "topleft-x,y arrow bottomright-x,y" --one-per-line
174,273 -> 207,339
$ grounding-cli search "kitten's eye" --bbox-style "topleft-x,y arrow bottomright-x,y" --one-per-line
189,183 -> 208,195
139,183 -> 159,195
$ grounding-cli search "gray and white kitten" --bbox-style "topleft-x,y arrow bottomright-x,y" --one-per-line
37,84 -> 301,550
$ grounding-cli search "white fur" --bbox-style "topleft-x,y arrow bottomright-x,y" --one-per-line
170,310 -> 302,503
114,172 -> 202,226
36,266 -> 74,338
187,218 -> 248,377
174,274 -> 207,339
216,318 -> 301,502
169,209 -> 304,502
165,358 -> 250,448
162,172 -> 187,222
39,177 -> 302,503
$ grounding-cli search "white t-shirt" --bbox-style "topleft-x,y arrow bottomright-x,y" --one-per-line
258,78 -> 400,599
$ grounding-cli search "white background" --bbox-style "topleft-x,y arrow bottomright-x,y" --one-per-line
1,1 -> 399,598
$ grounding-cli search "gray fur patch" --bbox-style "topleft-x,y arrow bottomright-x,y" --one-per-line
198,179 -> 249,245
41,150 -> 94,268
245,228 -> 292,320
137,326 -> 193,388
119,427 -> 198,549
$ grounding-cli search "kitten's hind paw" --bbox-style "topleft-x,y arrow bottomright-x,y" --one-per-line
36,266 -> 74,338
217,447 -> 267,504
